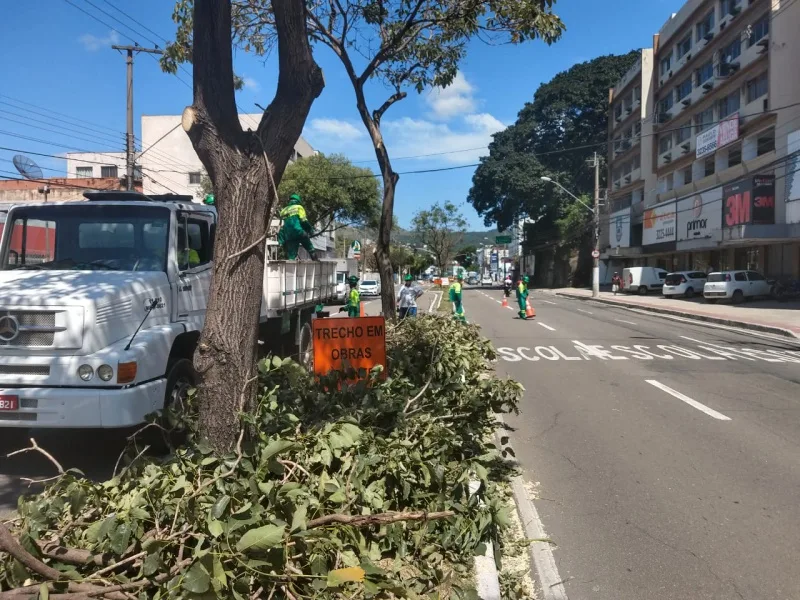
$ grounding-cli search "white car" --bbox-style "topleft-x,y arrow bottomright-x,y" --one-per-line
481,276 -> 493,286
703,270 -> 773,303
623,267 -> 668,295
358,279 -> 380,296
662,271 -> 707,299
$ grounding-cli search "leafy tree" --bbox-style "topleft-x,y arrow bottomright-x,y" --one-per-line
166,0 -> 565,319
163,0 -> 324,452
412,201 -> 467,275
468,52 -> 638,237
278,153 -> 381,232
455,245 -> 477,269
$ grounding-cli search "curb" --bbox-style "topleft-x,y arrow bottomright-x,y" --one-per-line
471,480 -> 502,600
548,291 -> 799,340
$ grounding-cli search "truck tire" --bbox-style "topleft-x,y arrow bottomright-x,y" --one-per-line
164,358 -> 197,418
297,322 -> 313,370
638,286 -> 648,295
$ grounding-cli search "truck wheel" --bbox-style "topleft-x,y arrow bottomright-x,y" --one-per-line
164,359 -> 197,418
638,286 -> 648,295
297,322 -> 313,370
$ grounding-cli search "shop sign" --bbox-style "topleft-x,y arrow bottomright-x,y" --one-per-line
609,207 -> 630,248
696,113 -> 739,159
643,201 -> 676,245
723,174 -> 775,227
677,188 -> 721,241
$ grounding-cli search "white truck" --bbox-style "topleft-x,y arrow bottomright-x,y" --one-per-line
0,191 -> 335,431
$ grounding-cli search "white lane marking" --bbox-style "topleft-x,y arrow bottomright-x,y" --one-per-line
615,318 -> 638,325
493,415 -> 569,600
645,379 -> 731,421
576,308 -> 593,315
538,323 -> 556,331
542,300 -> 557,305
506,306 -> 514,310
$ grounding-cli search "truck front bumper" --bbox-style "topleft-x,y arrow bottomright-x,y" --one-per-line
0,379 -> 166,428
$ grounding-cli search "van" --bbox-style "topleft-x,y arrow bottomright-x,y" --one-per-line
622,267 -> 668,295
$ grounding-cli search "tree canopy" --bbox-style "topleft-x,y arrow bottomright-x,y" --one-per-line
277,153 -> 381,231
468,52 -> 639,242
412,201 -> 467,274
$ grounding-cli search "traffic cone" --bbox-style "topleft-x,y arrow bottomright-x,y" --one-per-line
525,299 -> 536,319
359,302 -> 365,317
501,296 -> 508,308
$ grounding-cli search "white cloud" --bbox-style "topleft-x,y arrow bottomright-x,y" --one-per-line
79,30 -> 120,52
305,118 -> 365,143
425,72 -> 477,120
242,77 -> 260,92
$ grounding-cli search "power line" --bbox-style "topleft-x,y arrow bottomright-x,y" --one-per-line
82,0 -> 161,48
100,0 -> 169,45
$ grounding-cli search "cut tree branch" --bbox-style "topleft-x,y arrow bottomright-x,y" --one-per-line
373,90 -> 407,125
307,510 -> 454,529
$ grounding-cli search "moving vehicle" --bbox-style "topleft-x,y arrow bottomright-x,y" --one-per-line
481,275 -> 493,287
703,270 -> 773,303
622,267 -> 668,295
662,271 -> 708,299
358,279 -> 380,296
0,191 -> 336,431
467,276 -> 479,285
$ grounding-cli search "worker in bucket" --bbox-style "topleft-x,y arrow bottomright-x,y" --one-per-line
339,275 -> 361,317
397,274 -> 423,319
449,272 -> 467,323
278,193 -> 318,260
516,275 -> 530,320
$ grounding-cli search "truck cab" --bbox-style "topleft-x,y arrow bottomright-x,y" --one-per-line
0,191 -> 215,429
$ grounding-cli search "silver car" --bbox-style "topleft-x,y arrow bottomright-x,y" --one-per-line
703,270 -> 772,303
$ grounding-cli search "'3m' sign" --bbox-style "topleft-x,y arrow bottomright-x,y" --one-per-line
723,175 -> 776,227
725,190 -> 750,226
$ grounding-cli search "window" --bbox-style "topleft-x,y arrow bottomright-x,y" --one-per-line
677,34 -> 692,58
695,107 -> 714,133
748,14 -> 769,46
177,212 -> 215,270
720,38 -> 741,63
100,165 -> 118,178
721,0 -> 741,17
676,121 -> 692,143
696,10 -> 715,40
188,172 -> 202,185
747,271 -> 765,281
661,53 -> 672,77
75,166 -> 93,178
682,166 -> 693,184
676,78 -> 692,101
727,145 -> 742,167
734,271 -> 747,282
659,94 -> 674,115
747,72 -> 768,103
634,86 -> 641,103
613,166 -> 622,181
696,61 -> 714,86
718,90 -> 740,118
633,154 -> 641,170
704,156 -> 715,177
659,134 -> 673,154
757,128 -> 775,155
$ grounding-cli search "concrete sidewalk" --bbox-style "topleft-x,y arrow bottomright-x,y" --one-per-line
543,287 -> 800,339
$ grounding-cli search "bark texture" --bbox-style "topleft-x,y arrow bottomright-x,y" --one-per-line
185,0 -> 324,452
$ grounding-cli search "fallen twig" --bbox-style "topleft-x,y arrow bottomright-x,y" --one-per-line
7,438 -> 64,474
403,373 -> 434,414
307,510 -> 454,529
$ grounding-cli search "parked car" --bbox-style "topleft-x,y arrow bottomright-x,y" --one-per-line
358,279 -> 380,297
662,271 -> 708,299
622,267 -> 668,295
703,270 -> 772,303
467,276 -> 479,285
481,275 -> 493,286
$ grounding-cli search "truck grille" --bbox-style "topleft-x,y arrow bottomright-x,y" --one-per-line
0,365 -> 50,376
0,311 -> 59,347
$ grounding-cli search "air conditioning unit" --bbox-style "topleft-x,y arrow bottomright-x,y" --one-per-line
757,36 -> 769,54
703,31 -> 715,42
626,106 -> 633,114
624,175 -> 632,184
702,80 -> 714,91
663,154 -> 673,164
763,98 -> 769,112
681,142 -> 691,151
681,97 -> 692,107
681,144 -> 690,155
717,62 -> 739,77
730,6 -> 741,17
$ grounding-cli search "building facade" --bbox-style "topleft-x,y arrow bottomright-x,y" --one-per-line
603,0 -> 800,280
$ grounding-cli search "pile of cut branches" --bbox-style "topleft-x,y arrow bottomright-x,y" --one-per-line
0,315 -> 522,599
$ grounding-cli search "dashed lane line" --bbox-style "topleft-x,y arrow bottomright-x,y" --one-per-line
615,318 -> 638,325
538,323 -> 556,331
576,308 -> 594,315
646,379 -> 732,421
542,300 -> 558,305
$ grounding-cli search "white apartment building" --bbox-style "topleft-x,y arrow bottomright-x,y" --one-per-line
604,0 -> 800,279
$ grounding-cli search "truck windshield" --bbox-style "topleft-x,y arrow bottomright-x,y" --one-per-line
1,204 -> 170,272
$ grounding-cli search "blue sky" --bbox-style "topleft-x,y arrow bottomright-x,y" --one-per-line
0,0 -> 684,230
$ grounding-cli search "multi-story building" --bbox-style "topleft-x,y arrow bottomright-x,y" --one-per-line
603,0 -> 800,280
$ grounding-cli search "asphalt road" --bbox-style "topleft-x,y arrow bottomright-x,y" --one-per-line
463,286 -> 800,600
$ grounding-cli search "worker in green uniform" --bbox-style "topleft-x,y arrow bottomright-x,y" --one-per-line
278,193 -> 318,260
449,272 -> 466,323
177,224 -> 200,268
516,275 -> 530,320
339,275 -> 361,317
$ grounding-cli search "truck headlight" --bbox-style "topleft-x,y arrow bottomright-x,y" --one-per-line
78,364 -> 94,381
97,364 -> 114,382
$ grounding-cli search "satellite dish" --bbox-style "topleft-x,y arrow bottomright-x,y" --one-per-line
12,154 -> 44,180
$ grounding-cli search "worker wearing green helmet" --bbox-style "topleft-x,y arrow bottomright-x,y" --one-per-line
397,274 -> 423,319
516,275 -> 530,320
278,193 -> 318,260
339,274 -> 362,317
449,271 -> 466,323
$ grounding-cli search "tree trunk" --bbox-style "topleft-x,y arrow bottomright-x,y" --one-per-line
185,0 -> 323,452
376,166 -> 399,319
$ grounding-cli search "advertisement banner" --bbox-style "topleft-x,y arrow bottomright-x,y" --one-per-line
609,207 -> 631,248
677,188 -> 722,241
723,174 -> 775,227
490,252 -> 499,271
696,113 -> 739,159
643,201 -> 676,245
787,130 -> 800,224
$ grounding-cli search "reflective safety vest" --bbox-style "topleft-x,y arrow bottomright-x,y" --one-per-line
348,288 -> 361,307
280,204 -> 308,220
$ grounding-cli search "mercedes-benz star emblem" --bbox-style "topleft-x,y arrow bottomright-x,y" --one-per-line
0,315 -> 21,342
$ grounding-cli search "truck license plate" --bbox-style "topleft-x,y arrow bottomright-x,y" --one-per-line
0,395 -> 19,410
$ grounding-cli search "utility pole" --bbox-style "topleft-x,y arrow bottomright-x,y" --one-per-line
591,151 -> 601,298
112,45 -> 163,190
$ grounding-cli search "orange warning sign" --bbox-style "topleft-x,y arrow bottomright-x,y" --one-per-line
312,316 -> 387,378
